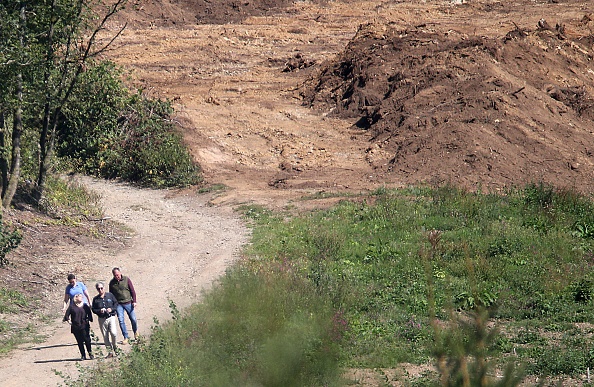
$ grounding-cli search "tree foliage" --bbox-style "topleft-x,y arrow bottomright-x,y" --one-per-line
2,0 -> 200,198
57,61 -> 201,188
0,0 -> 127,208
0,0 -> 201,264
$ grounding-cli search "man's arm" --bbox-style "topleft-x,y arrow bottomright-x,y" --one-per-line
80,282 -> 91,305
90,296 -> 101,315
128,278 -> 137,305
108,293 -> 119,310
84,289 -> 92,306
63,291 -> 70,312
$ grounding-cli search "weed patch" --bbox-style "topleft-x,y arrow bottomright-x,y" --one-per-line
78,184 -> 594,385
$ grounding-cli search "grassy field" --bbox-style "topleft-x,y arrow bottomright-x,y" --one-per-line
78,183 -> 594,386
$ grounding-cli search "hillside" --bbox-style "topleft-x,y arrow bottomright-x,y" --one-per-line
105,0 -> 594,206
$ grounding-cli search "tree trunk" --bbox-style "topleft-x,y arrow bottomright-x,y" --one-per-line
2,4 -> 26,209
34,107 -> 55,203
3,73 -> 23,209
32,0 -> 57,205
32,0 -> 127,203
0,111 -> 9,198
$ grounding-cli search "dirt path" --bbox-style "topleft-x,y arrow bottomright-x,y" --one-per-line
0,177 -> 249,386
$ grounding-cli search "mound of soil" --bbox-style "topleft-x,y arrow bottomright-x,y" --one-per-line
301,15 -> 594,193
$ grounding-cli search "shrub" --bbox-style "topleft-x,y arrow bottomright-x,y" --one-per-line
58,61 -> 201,188
0,221 -> 21,267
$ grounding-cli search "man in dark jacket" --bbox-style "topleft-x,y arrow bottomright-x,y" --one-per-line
108,267 -> 138,344
91,281 -> 119,357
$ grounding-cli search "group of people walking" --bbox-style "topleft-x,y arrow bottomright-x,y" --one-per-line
62,267 -> 138,360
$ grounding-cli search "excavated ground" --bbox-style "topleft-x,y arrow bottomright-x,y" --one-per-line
109,0 -> 594,206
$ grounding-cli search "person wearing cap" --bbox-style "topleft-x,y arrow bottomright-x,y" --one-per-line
91,281 -> 119,358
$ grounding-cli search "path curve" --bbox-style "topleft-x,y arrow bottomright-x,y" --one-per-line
0,177 -> 249,386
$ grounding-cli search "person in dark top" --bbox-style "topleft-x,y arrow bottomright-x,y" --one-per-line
91,281 -> 119,358
109,267 -> 138,344
63,293 -> 94,361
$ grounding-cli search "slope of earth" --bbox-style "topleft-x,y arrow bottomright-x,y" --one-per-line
102,0 -> 594,212
119,0 -> 308,27
301,14 -> 594,193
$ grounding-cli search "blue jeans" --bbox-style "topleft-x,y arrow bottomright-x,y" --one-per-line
116,303 -> 137,339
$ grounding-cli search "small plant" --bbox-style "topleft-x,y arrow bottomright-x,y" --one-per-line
400,315 -> 424,342
168,299 -> 181,320
572,223 -> 594,239
523,181 -> 555,209
569,279 -> 594,302
0,224 -> 21,267
454,291 -> 498,311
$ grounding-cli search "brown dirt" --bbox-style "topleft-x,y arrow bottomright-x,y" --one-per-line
2,0 -> 594,385
106,0 -> 594,206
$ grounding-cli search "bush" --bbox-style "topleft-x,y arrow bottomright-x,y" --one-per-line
0,221 -> 21,267
58,61 -> 201,188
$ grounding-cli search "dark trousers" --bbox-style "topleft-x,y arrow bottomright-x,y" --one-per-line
72,325 -> 92,357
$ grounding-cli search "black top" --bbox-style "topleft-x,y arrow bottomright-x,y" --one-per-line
63,303 -> 93,333
91,292 -> 119,318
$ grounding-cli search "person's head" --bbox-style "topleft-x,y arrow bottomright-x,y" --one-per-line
95,282 -> 105,294
73,293 -> 83,304
112,267 -> 122,281
67,273 -> 76,285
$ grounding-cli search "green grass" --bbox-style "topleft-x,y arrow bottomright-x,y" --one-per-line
37,175 -> 103,223
0,289 -> 44,355
239,182 -> 594,379
79,182 -> 594,385
85,271 -> 344,386
0,288 -> 28,313
197,183 -> 228,194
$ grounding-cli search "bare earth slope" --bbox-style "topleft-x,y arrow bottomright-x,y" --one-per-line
301,17 -> 594,192
106,0 -> 594,208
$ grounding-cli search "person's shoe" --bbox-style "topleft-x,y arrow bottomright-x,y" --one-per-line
80,355 -> 86,361
88,353 -> 94,360
121,338 -> 129,345
134,332 -> 139,341
105,353 -> 114,359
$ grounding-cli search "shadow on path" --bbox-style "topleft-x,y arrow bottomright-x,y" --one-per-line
34,357 -> 88,364
25,343 -> 76,351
